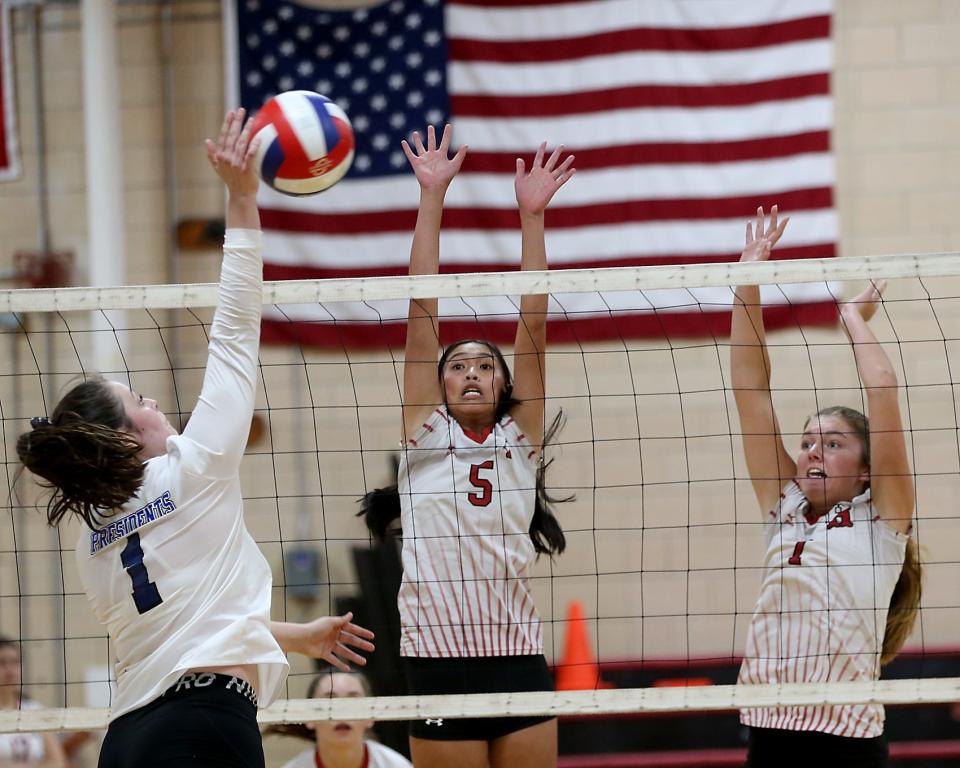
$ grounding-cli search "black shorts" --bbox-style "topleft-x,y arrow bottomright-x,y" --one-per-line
98,673 -> 263,768
405,655 -> 555,741
746,726 -> 888,768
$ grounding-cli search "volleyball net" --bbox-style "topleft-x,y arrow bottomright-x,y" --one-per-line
2,253 -> 960,733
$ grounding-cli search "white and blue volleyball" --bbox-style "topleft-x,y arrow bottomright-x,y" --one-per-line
249,91 -> 355,196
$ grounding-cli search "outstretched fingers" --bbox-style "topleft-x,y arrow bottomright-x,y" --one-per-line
533,141 -> 546,169
449,142 -> 468,174
438,123 -> 453,155
543,143 -> 565,173
554,153 -> 575,184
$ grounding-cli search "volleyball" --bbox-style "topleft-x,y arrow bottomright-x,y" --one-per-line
249,91 -> 354,196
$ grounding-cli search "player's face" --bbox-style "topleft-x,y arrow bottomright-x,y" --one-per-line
442,343 -> 505,431
309,674 -> 373,750
795,414 -> 869,512
108,381 -> 178,461
0,646 -> 21,689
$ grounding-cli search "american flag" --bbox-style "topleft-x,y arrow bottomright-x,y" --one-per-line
0,1 -> 20,181
227,0 -> 837,348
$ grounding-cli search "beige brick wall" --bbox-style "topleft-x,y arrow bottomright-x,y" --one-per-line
1,1 -> 959,755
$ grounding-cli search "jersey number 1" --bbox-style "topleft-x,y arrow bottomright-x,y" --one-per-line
121,533 -> 163,614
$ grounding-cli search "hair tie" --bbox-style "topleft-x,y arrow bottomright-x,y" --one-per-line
30,416 -> 51,429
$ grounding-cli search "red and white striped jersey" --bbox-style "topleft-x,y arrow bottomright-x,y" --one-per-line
397,407 -> 541,658
739,481 -> 908,737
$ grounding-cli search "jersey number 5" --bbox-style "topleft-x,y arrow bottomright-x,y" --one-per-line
788,541 -> 806,566
121,533 -> 163,614
468,461 -> 494,507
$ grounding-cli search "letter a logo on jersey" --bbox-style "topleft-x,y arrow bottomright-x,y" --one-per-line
826,506 -> 853,529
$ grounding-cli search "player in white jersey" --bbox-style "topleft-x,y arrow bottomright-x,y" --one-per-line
277,672 -> 412,768
0,637 -> 67,767
731,207 -> 921,766
16,110 -> 374,768
359,126 -> 574,768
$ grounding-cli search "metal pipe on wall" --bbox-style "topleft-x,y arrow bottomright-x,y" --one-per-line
25,0 -> 66,704
81,0 -> 126,374
159,1 -> 182,423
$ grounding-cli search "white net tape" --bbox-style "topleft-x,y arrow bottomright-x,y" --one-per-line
0,252 -> 955,313
2,678 -> 960,733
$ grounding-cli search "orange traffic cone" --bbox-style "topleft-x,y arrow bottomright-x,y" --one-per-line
555,600 -> 613,690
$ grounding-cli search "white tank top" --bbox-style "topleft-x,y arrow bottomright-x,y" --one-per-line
397,407 -> 542,657
739,481 -> 908,737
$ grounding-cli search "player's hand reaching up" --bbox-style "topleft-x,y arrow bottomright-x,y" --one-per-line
402,124 -> 467,193
841,280 -> 886,325
515,142 -> 575,218
205,108 -> 260,198
740,205 -> 789,263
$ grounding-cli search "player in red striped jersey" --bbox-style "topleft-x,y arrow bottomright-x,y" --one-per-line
731,206 -> 921,765
360,125 -> 574,768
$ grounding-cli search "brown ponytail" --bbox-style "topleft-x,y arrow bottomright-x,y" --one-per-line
17,378 -> 144,530
881,536 -> 922,665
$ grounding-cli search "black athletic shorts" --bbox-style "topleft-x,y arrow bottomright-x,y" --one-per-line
98,672 -> 263,768
405,655 -> 555,741
746,726 -> 889,768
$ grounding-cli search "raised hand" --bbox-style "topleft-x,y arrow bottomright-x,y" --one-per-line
841,280 -> 886,324
740,205 -> 789,263
401,124 -> 467,192
205,109 -> 259,198
515,142 -> 575,217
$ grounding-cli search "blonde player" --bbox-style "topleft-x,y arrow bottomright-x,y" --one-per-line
16,110 -> 373,768
279,671 -> 411,768
360,125 -> 574,768
731,206 -> 921,765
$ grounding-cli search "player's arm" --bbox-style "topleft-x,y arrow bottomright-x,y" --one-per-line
731,206 -> 795,514
400,125 -> 467,440
182,109 -> 263,469
839,282 -> 913,533
270,613 -> 375,671
510,143 -> 575,450
38,732 -> 68,768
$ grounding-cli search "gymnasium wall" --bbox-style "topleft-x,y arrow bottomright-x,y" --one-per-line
2,2 -> 960,751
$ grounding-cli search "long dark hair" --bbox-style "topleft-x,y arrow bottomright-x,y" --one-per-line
809,405 -> 922,664
17,378 -> 144,530
359,339 -> 568,556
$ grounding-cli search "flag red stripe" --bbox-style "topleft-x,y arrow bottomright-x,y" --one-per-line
262,244 -> 836,281
465,131 -> 830,172
449,16 -> 830,61
451,74 -> 829,118
261,301 -> 838,349
259,187 -> 832,235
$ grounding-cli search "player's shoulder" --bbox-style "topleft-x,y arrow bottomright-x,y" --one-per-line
367,739 -> 413,767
